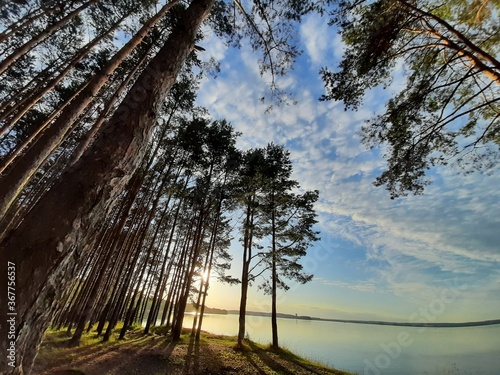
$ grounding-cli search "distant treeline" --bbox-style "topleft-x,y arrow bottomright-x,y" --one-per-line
225,311 -> 500,328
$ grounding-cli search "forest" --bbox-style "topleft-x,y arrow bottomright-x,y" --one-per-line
0,0 -> 498,374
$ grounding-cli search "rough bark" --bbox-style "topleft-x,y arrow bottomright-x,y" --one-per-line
0,0 -> 180,221
0,0 -> 214,373
0,11 -> 130,136
69,44 -> 152,165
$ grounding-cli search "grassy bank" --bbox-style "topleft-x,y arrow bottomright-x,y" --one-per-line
33,326 -> 355,375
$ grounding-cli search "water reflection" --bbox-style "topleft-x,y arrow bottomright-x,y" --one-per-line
182,313 -> 500,374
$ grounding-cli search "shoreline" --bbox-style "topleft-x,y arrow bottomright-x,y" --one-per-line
221,310 -> 500,328
34,327 -> 354,375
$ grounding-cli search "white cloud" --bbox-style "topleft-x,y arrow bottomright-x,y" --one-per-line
196,26 -> 500,320
300,14 -> 345,66
300,14 -> 330,65
319,278 -> 377,293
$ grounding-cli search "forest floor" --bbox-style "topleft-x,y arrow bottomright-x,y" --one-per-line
33,326 -> 355,375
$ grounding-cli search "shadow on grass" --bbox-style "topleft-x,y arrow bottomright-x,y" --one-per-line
183,335 -> 201,374
35,328 -> 178,375
238,344 -> 267,375
182,332 -> 227,375
39,331 -> 152,368
245,341 -> 326,375
246,341 -> 295,375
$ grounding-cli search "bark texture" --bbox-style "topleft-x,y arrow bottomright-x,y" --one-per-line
0,0 -> 214,373
0,0 -> 179,221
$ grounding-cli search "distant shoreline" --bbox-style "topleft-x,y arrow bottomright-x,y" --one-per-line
222,309 -> 500,328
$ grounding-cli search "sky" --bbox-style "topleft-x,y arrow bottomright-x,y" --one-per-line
191,12 -> 500,323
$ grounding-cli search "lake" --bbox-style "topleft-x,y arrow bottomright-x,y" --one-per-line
182,313 -> 500,375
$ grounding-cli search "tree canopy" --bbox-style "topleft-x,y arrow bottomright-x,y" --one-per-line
322,0 -> 500,197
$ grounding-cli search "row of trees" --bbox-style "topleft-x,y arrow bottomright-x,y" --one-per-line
0,1 -> 319,371
1,0 -> 498,373
49,128 -> 318,350
0,0 -> 319,373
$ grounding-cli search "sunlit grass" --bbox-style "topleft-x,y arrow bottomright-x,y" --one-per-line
38,323 -> 356,375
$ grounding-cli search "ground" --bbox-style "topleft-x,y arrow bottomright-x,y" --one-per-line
32,327 -> 354,375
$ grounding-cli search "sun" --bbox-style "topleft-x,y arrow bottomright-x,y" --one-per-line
201,269 -> 209,282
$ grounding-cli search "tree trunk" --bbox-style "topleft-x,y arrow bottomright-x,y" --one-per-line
191,242 -> 212,338
0,0 -> 99,75
0,60 -> 56,114
70,193 -> 135,343
101,176 -> 164,342
170,218 -> 199,339
0,11 -> 130,136
0,0 -> 214,373
69,43 -> 152,165
271,202 -> 279,349
0,4 -> 59,44
144,189 -> 184,333
196,203 -> 222,340
162,240 -> 186,328
0,0 -> 180,221
399,0 -> 500,77
118,203 -> 169,339
237,196 -> 255,347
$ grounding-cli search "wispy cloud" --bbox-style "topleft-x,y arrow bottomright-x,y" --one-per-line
317,278 -> 377,293
196,17 -> 500,321
300,13 -> 346,67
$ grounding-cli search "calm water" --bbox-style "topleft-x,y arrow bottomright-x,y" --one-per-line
182,313 -> 500,375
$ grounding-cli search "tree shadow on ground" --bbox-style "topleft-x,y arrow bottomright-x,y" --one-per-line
38,330 -> 152,367
245,341 -> 325,375
182,333 -> 229,374
34,329 -> 178,375
243,341 -> 292,375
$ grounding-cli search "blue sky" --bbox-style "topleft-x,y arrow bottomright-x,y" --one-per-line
193,12 -> 500,323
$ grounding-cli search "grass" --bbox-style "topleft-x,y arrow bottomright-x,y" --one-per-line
34,325 -> 356,375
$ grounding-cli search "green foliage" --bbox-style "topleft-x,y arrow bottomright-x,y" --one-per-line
257,143 -> 320,292
324,0 -> 500,197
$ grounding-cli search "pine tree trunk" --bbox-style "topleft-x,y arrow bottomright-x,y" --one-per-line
144,191 -> 184,333
0,4 -> 58,44
162,242 -> 186,327
118,202 -> 170,339
271,203 -> 279,349
171,219 -> 199,339
0,0 -> 99,75
196,205 -> 221,340
0,11 -> 130,136
69,44 -> 152,165
0,0 -> 214,373
191,243 -> 212,338
238,197 -> 255,347
0,61 -> 56,115
71,207 -> 129,343
0,0 -> 180,221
